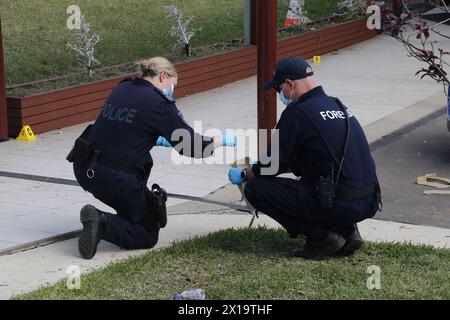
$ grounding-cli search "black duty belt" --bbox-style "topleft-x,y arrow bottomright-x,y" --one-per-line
86,148 -> 146,179
334,183 -> 379,201
66,124 -> 147,180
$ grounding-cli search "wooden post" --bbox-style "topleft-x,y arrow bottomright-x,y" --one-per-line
393,0 -> 403,16
256,0 -> 277,151
0,17 -> 8,141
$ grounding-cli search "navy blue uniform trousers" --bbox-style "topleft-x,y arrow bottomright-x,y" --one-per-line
74,162 -> 158,250
244,177 -> 378,238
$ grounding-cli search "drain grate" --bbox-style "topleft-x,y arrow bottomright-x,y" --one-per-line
370,108 -> 445,153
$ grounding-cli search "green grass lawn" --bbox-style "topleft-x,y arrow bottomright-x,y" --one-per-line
0,0 -> 348,89
0,0 -> 250,85
16,227 -> 450,300
0,0 -> 288,86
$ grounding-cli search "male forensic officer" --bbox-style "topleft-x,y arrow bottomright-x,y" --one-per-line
228,57 -> 382,260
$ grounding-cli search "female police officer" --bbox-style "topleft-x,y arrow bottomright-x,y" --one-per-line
68,57 -> 236,259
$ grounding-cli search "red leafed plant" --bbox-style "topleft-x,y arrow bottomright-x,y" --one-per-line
382,1 -> 450,94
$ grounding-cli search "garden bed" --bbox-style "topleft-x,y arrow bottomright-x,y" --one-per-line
6,18 -> 376,137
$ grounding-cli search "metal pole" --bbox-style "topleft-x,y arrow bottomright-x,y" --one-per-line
0,17 -> 8,141
244,0 -> 252,45
257,0 -> 277,152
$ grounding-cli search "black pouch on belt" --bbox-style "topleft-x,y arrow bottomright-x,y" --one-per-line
66,125 -> 95,164
143,184 -> 168,232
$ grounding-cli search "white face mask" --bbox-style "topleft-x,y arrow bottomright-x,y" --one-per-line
278,91 -> 293,106
163,82 -> 175,100
278,83 -> 294,106
161,72 -> 175,100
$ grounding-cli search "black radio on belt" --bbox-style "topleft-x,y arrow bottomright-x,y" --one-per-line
317,175 -> 336,210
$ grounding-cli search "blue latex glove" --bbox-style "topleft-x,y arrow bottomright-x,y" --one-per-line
228,168 -> 244,185
155,136 -> 172,147
222,133 -> 237,147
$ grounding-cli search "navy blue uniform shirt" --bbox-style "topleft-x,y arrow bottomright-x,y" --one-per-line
253,86 -> 377,189
88,77 -> 214,168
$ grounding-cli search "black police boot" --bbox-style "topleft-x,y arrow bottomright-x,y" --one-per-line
337,224 -> 363,256
78,205 -> 106,260
292,231 -> 346,260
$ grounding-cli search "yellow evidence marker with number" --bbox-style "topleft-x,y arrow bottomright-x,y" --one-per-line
313,56 -> 321,64
16,125 -> 37,142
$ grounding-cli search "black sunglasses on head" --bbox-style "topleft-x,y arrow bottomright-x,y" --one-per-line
274,81 -> 287,93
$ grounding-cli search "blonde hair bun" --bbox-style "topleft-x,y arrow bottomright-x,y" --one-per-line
138,57 -> 177,78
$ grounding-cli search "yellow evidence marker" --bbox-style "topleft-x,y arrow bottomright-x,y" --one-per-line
313,56 -> 321,64
16,125 -> 37,142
